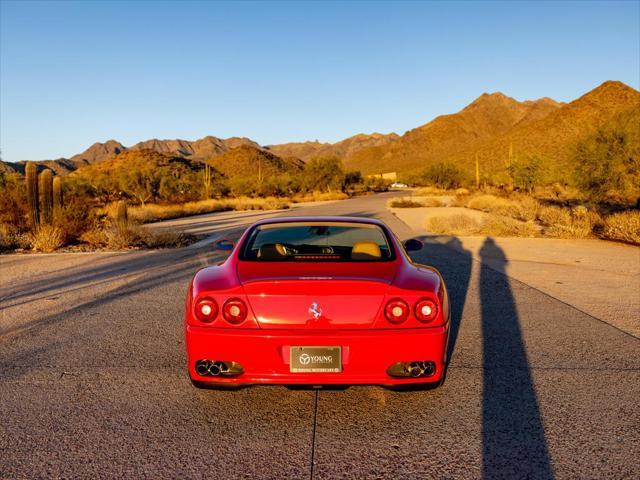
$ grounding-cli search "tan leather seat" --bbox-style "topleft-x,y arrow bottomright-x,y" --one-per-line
351,241 -> 381,259
257,243 -> 287,260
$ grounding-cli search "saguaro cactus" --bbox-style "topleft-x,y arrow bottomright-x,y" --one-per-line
39,170 -> 54,225
53,176 -> 63,222
25,162 -> 40,231
53,176 -> 63,209
114,200 -> 128,233
475,153 -> 480,190
203,163 -> 212,199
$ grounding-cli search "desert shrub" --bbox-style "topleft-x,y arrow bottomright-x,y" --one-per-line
79,228 -> 109,248
127,197 -> 290,224
105,224 -> 146,250
508,156 -> 547,193
291,191 -> 349,203
57,198 -> 95,242
467,194 -> 514,214
422,162 -> 464,189
390,198 -> 424,208
362,176 -> 390,192
344,171 -> 363,188
505,195 -> 540,222
422,197 -> 444,207
537,205 -> 572,227
0,223 -> 30,251
574,111 -> 640,202
302,156 -> 345,192
455,188 -> 470,196
481,215 -> 539,237
427,214 -> 482,235
260,198 -> 290,210
30,225 -> 65,252
140,230 -> 193,249
537,205 -> 600,238
0,173 -> 28,229
601,211 -> 640,245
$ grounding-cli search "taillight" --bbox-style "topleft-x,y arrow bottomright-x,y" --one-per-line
222,298 -> 248,324
415,298 -> 438,323
195,297 -> 218,323
384,298 -> 410,324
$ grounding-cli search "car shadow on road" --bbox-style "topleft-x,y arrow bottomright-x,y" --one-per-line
478,237 -> 553,479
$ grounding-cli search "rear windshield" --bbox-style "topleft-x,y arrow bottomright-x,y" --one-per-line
240,222 -> 395,262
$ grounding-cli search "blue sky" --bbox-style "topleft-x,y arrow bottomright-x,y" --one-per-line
1,0 -> 638,162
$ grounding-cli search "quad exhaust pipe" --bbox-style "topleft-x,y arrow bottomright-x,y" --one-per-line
195,360 -> 244,377
387,360 -> 436,378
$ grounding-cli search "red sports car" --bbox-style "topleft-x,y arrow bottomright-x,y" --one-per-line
185,216 -> 450,389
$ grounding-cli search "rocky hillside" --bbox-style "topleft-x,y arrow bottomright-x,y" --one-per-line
4,136 -> 262,176
343,93 -> 563,174
130,136 -> 260,161
344,81 -> 639,178
267,132 -> 399,162
207,145 -> 304,179
4,80 -> 637,185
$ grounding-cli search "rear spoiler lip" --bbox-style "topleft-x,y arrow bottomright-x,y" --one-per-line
239,276 -> 393,285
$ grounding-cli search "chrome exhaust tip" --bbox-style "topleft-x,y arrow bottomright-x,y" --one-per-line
387,361 -> 437,378
195,360 -> 211,377
195,359 -> 244,377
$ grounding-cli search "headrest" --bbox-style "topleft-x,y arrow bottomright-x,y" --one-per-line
257,243 -> 287,260
351,241 -> 381,260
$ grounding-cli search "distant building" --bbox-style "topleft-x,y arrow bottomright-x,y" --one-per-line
367,172 -> 397,181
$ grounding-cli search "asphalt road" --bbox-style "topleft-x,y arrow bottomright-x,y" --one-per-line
1,193 -> 639,479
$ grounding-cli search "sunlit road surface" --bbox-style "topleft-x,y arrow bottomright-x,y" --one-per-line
1,193 -> 639,479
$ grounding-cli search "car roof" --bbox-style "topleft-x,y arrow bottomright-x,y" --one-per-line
251,216 -> 389,228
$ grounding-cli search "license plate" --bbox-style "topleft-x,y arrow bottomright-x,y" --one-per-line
290,346 -> 342,373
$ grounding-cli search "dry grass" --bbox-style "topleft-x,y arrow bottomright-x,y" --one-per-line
411,187 -> 451,196
291,191 -> 348,203
390,197 -> 444,208
427,214 -> 483,235
30,225 -> 65,252
79,223 -> 194,250
79,228 -> 109,248
467,194 -> 514,213
127,197 -> 290,224
426,212 -> 539,238
481,215 -> 539,237
538,205 -> 601,239
508,196 -> 540,222
140,230 -> 193,248
601,211 -> 640,245
390,198 -> 424,208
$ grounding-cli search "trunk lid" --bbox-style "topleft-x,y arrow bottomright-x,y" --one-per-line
237,261 -> 396,329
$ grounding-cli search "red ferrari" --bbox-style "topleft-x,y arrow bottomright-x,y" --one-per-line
185,216 -> 450,389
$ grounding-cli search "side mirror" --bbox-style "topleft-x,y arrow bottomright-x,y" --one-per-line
403,238 -> 424,252
214,238 -> 234,251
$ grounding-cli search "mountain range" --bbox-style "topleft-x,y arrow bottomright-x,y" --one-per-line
1,80 -> 638,182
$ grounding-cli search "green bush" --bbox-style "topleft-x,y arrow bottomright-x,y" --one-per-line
422,162 -> 464,189
574,111 -> 640,202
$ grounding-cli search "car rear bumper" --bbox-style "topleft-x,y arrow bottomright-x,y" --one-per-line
185,325 -> 449,386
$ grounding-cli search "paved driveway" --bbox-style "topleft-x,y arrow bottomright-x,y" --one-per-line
1,193 -> 639,479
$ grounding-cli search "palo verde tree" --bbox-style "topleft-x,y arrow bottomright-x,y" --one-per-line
301,156 -> 345,192
574,110 -> 640,202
